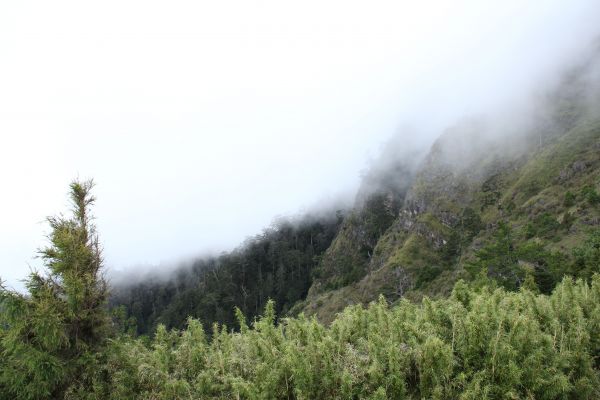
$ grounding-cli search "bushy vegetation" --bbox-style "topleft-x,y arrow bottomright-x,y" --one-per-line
466,221 -> 599,294
571,229 -> 600,281
581,185 -> 600,206
68,277 -> 600,399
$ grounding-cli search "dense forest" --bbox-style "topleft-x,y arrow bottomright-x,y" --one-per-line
110,209 -> 344,334
2,46 -> 600,399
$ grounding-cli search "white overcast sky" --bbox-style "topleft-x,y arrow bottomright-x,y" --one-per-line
1,1 -> 599,289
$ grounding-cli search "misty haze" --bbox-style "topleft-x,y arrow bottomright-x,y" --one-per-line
1,1 -> 600,399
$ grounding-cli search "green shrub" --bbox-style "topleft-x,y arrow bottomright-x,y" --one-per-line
581,185 -> 600,206
415,264 -> 444,288
71,276 -> 600,399
525,212 -> 561,239
564,190 -> 576,207
571,229 -> 600,280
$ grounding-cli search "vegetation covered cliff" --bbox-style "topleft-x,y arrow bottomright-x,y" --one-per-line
299,52 -> 600,323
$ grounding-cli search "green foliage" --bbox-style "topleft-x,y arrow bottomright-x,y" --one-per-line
74,276 -> 600,399
461,207 -> 484,238
564,191 -> 576,207
0,180 -> 111,399
467,220 -> 586,294
525,212 -> 561,239
480,173 -> 503,209
315,192 -> 399,292
515,241 -> 567,294
441,207 -> 483,266
415,264 -> 444,288
467,222 -> 520,290
570,229 -> 600,281
524,222 -> 537,239
441,230 -> 461,263
521,272 -> 540,293
581,185 -> 600,206
112,211 -> 343,335
360,193 -> 398,251
562,211 -> 576,231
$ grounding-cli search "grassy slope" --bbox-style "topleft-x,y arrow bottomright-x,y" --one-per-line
302,116 -> 600,323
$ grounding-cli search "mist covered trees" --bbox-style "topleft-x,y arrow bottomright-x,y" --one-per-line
0,180 -> 111,399
111,210 -> 344,335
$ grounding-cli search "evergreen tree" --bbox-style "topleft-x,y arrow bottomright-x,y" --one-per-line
0,180 -> 111,399
467,222 -> 520,289
571,228 -> 600,281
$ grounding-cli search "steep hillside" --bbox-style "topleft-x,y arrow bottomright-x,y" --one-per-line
308,137 -> 426,294
301,56 -> 600,322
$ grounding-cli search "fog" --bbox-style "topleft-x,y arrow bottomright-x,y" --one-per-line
1,0 -> 600,290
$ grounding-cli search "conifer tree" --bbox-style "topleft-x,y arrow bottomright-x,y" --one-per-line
0,180 -> 111,399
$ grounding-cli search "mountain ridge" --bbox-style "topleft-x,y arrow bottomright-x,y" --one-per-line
111,48 -> 600,333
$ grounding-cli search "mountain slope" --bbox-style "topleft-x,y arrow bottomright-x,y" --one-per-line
111,47 -> 600,332
300,55 -> 600,322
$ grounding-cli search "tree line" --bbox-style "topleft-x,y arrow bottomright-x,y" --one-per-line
110,208 -> 344,335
